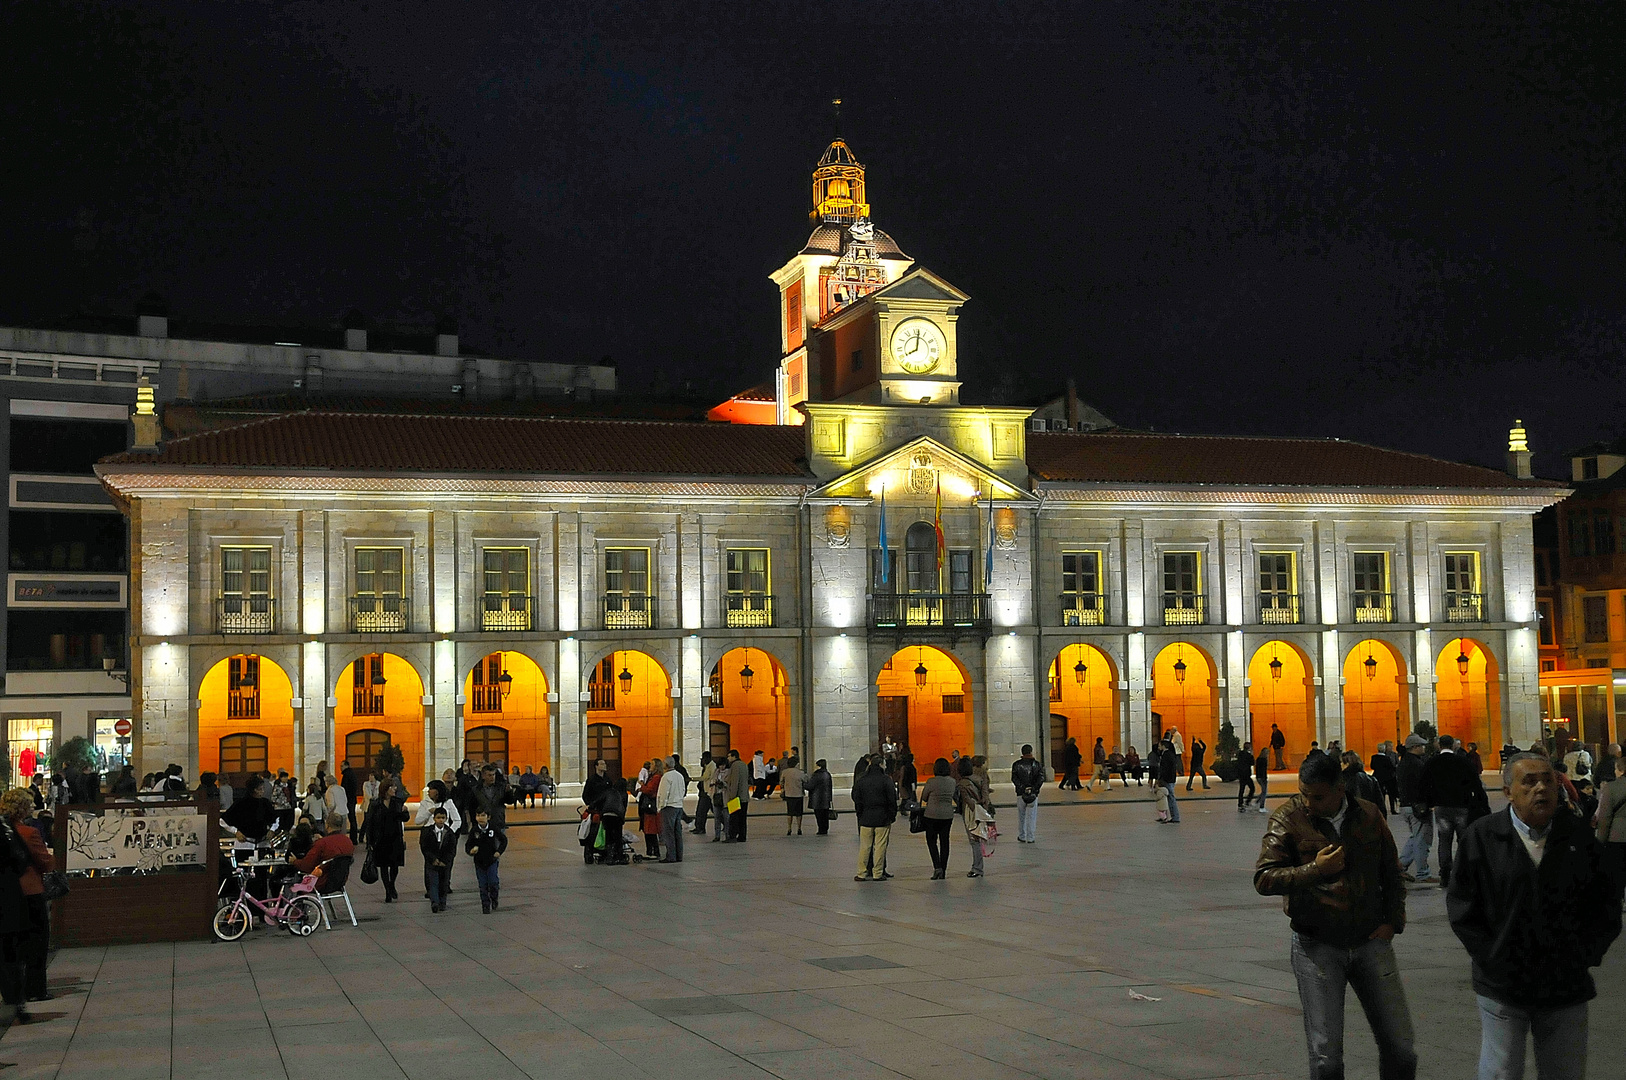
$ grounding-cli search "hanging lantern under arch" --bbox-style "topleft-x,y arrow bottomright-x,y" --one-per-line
1363,652 -> 1378,681
618,661 -> 634,694
739,657 -> 756,691
1074,657 -> 1088,685
1172,657 -> 1187,683
1269,655 -> 1283,681
1456,649 -> 1471,677
914,659 -> 929,688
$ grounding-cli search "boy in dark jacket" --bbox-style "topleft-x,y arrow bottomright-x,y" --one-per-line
465,808 -> 507,913
419,807 -> 457,912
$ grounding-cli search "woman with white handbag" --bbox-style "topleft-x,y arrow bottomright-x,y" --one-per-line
954,757 -> 994,878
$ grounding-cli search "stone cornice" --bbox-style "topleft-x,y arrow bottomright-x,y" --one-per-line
96,471 -> 813,502
1035,484 -> 1565,512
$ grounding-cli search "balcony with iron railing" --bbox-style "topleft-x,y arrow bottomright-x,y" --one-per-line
1258,594 -> 1302,625
1442,591 -> 1484,623
1352,592 -> 1395,623
1162,595 -> 1206,626
588,680 -> 615,710
350,595 -> 410,633
1060,593 -> 1106,626
869,592 -> 992,634
481,594 -> 532,632
218,596 -> 276,635
603,593 -> 655,630
353,688 -> 385,716
724,593 -> 775,628
470,683 -> 506,713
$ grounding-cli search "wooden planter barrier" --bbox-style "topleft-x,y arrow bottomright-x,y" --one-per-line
51,797 -> 221,948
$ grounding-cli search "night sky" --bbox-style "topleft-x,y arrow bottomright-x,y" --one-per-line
5,2 -> 1624,476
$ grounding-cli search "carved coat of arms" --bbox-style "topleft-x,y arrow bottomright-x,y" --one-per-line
908,452 -> 935,496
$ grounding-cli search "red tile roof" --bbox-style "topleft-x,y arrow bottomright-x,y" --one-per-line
1026,431 -> 1556,490
104,411 -> 812,478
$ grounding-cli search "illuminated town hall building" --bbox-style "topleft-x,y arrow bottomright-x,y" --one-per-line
98,137 -> 1566,791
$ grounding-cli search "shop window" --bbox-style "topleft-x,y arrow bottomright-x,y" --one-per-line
228,655 -> 261,719
1583,595 -> 1610,643
7,718 -> 53,781
353,654 -> 386,716
219,732 -> 268,779
93,717 -> 132,772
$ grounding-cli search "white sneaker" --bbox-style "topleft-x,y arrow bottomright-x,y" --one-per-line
1257,806 -> 1267,814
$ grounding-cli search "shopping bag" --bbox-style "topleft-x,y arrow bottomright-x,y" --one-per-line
594,824 -> 608,850
981,820 -> 998,858
577,814 -> 594,841
726,797 -> 742,814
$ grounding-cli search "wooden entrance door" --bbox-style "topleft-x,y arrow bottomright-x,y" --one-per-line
587,723 -> 622,779
1049,714 -> 1069,774
878,696 -> 909,753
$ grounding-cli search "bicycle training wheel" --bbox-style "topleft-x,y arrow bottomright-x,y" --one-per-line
212,901 -> 251,942
286,895 -> 324,936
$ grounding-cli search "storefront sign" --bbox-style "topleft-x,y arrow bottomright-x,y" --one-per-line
65,808 -> 206,873
8,575 -> 127,608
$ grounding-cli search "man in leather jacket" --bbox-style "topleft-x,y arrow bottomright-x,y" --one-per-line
1255,753 -> 1416,1079
1011,745 -> 1045,844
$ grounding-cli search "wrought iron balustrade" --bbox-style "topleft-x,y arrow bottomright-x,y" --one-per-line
217,596 -> 275,634
350,596 -> 409,633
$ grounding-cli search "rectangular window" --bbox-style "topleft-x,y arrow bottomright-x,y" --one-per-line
942,694 -> 964,713
604,547 -> 652,629
1161,551 -> 1203,625
948,550 -> 972,594
472,654 -> 506,713
482,547 -> 530,630
220,546 -> 273,632
725,547 -> 772,627
1595,509 -> 1616,555
1535,551 -> 1549,587
9,418 -> 127,474
784,280 -> 803,350
1583,595 -> 1610,643
1352,552 -> 1393,622
1257,552 -> 1299,624
1588,657 -> 1611,668
1061,551 -> 1104,625
1583,457 -> 1600,480
1541,659 -> 1556,672
789,372 -> 803,396
227,655 -> 260,719
352,546 -> 407,631
851,349 -> 863,373
1537,599 -> 1554,646
353,654 -> 386,716
1570,516 -> 1592,557
1443,551 -> 1483,622
870,548 -> 897,590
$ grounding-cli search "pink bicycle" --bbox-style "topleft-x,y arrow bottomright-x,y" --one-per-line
212,862 -> 324,940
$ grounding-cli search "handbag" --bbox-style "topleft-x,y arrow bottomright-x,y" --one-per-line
41,870 -> 70,901
359,846 -> 379,885
909,806 -> 926,834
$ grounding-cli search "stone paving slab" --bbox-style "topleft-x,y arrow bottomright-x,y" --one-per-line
2,792 -> 1621,1079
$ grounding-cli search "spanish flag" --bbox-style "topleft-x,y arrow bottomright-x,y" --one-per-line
933,475 -> 945,585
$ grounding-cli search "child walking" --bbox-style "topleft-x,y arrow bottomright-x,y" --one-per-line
465,808 -> 507,913
419,806 -> 457,912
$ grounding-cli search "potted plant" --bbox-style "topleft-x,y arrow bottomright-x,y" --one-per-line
1212,719 -> 1243,782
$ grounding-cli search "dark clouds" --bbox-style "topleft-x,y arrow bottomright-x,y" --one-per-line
4,2 -> 1623,474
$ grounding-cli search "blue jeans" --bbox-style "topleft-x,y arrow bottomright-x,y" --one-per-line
1474,996 -> 1586,1080
1399,807 -> 1433,877
1164,783 -> 1180,822
1017,799 -> 1038,841
659,807 -> 684,861
1290,934 -> 1417,1080
475,861 -> 499,907
424,865 -> 450,908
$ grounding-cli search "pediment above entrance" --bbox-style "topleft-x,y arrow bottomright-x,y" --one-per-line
807,434 -> 1036,504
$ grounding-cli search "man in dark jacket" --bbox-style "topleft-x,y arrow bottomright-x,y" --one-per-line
339,760 -> 363,842
1271,723 -> 1287,769
1395,735 -> 1433,882
807,759 -> 835,835
1369,745 -> 1399,815
1156,739 -> 1180,823
851,756 -> 897,881
1448,753 -> 1621,1080
1420,735 -> 1486,889
1255,753 -> 1415,1080
472,766 -> 508,831
1011,745 -> 1045,843
1185,737 -> 1209,791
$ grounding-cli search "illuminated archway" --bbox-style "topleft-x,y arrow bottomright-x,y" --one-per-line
585,650 -> 671,779
876,645 -> 972,766
1247,641 -> 1315,766
1049,644 -> 1119,774
199,654 -> 294,786
1436,638 -> 1501,754
1342,640 -> 1408,762
333,653 -> 426,795
707,648 -> 790,761
463,651 -> 550,771
1150,642 -> 1219,753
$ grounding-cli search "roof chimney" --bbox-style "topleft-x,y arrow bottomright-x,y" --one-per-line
342,308 -> 366,351
1066,378 -> 1079,430
135,291 -> 169,339
1506,419 -> 1532,480
436,333 -> 459,357
132,377 -> 161,451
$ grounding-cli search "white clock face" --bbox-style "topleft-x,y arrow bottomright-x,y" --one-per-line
891,318 -> 945,375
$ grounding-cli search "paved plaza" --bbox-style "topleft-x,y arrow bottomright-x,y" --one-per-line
6,787 -> 1624,1080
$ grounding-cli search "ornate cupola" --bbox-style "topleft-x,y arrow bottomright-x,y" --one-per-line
811,100 -> 869,224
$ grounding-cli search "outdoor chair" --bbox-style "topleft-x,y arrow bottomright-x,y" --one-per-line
315,855 -> 356,929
